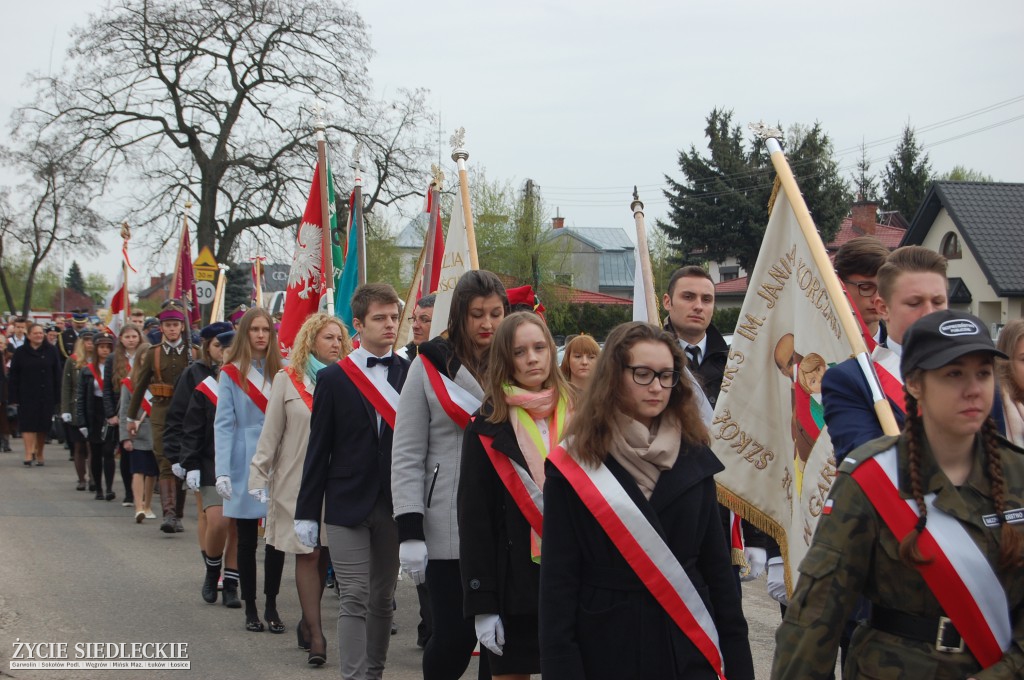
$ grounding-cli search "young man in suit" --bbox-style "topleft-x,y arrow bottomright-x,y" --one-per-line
833,236 -> 891,346
294,283 -> 409,678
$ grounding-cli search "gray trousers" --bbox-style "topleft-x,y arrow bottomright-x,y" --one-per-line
325,494 -> 400,680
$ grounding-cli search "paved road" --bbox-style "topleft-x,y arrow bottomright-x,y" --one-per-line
1,443 -> 791,679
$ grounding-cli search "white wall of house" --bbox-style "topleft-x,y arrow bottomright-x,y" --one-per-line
708,257 -> 747,283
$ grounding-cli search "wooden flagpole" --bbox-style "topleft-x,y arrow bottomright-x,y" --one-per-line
394,243 -> 427,352
210,263 -> 229,323
352,143 -> 367,287
755,125 -> 899,436
630,187 -> 659,324
120,221 -> 131,327
315,109 -> 335,316
450,127 -> 479,269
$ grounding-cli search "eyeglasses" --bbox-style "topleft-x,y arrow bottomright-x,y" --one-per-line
408,315 -> 432,324
841,279 -> 878,298
625,365 -> 681,388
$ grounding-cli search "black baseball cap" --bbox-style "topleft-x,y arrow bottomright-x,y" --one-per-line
901,310 -> 1007,374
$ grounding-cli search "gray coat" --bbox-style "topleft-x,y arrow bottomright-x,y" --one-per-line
118,383 -> 153,450
391,353 -> 484,561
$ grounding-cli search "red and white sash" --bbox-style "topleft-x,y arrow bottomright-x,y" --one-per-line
87,362 -> 102,387
122,377 -> 152,416
850,445 -> 1011,667
339,355 -> 400,430
477,433 -> 544,536
196,375 -> 219,406
284,366 -> 313,412
420,355 -> 481,430
871,345 -> 906,415
549,445 -> 727,680
221,362 -> 271,413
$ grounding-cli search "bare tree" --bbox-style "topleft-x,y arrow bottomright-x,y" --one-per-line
18,0 -> 433,265
0,133 -> 103,314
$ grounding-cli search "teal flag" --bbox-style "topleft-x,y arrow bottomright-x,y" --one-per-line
334,189 -> 360,333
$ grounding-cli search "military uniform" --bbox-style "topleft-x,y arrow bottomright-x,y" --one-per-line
126,341 -> 192,478
772,434 -> 1024,679
58,327 -> 81,362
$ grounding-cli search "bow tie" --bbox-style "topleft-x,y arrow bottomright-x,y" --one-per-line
366,355 -> 393,368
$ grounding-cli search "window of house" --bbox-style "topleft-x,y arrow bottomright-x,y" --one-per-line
940,231 -> 962,259
720,265 -> 739,282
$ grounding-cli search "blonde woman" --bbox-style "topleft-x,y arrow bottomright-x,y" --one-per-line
250,313 -> 350,664
997,318 -> 1024,446
559,334 -> 600,392
214,307 -> 285,633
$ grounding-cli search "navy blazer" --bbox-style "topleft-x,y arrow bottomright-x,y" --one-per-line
295,356 -> 409,528
822,353 -> 1007,464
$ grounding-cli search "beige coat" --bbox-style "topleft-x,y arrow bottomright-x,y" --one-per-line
249,368 -> 323,554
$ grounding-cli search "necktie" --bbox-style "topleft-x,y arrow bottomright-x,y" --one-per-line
685,346 -> 701,367
367,355 -> 393,368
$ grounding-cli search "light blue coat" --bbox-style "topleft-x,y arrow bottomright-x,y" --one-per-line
214,361 -> 269,519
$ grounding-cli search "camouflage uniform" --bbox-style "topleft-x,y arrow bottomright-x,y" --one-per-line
772,434 -> 1024,679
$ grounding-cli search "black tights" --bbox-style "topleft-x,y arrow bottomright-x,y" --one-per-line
89,435 -> 116,494
119,444 -> 133,499
235,519 -> 285,616
422,559 -> 490,680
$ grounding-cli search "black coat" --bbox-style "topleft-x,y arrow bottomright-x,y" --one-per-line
101,354 -> 119,419
179,363 -> 218,486
295,356 -> 409,527
77,365 -> 109,443
163,362 -> 209,464
685,322 -> 729,409
539,443 -> 755,680
459,410 -> 541,618
9,342 -> 62,431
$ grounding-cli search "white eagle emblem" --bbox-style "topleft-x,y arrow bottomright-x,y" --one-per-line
287,221 -> 323,299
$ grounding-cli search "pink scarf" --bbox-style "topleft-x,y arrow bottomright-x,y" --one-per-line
503,385 -> 559,488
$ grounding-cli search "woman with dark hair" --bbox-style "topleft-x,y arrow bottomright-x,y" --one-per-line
460,312 -> 574,679
9,323 -> 62,466
997,318 -> 1024,447
559,333 -> 600,392
392,270 -> 508,680
250,312 -> 350,665
214,307 -> 285,633
118,338 -> 158,522
773,310 -> 1024,678
104,324 -> 143,507
181,328 -> 240,608
78,332 -> 119,499
540,321 -> 753,680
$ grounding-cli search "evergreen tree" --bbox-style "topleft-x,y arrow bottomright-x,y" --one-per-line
852,140 -> 879,201
882,124 -> 933,220
657,108 -> 773,272
66,260 -> 86,294
785,123 -> 850,244
224,264 -> 253,314
936,165 -> 994,182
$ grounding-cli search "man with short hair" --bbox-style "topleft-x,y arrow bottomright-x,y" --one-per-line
126,301 -> 193,533
833,236 -> 890,345
130,310 -> 146,328
295,283 -> 409,677
398,294 -> 435,361
59,311 -> 89,360
662,266 -> 728,407
8,317 -> 27,350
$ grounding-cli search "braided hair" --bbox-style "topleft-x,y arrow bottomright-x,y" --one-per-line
898,380 -> 931,566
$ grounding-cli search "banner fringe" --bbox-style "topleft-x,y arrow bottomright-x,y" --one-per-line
717,481 -> 794,599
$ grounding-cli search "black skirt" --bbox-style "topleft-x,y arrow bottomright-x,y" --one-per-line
482,613 -> 540,675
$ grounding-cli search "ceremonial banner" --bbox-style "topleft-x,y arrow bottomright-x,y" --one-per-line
631,246 -> 647,322
334,189 -> 362,334
172,217 -> 201,327
105,267 -> 127,334
278,161 -> 344,355
420,186 -> 444,298
430,187 -> 472,337
711,188 -> 854,594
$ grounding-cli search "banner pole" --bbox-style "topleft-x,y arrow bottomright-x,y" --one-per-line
450,127 -> 479,270
315,111 -> 335,316
630,187 -> 659,324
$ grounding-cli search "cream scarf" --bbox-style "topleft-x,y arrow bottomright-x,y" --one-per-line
608,414 -> 683,499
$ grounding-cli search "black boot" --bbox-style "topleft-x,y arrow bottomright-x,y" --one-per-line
203,554 -> 222,604
222,578 -> 241,608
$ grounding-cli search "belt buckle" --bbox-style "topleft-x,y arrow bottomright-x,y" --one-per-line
935,616 -> 965,654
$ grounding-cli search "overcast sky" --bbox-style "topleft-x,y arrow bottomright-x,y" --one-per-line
2,0 -> 1022,285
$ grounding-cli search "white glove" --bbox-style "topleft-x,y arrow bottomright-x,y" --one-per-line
79,427 -> 89,437
61,413 -> 72,423
185,470 -> 201,491
740,547 -> 767,582
474,614 -> 505,656
171,463 -> 186,479
766,557 -> 788,605
248,487 -> 269,503
294,520 -> 319,548
399,540 -> 428,585
215,475 -> 233,500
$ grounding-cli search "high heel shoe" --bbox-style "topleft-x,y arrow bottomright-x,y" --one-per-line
307,636 -> 327,666
296,620 -> 310,650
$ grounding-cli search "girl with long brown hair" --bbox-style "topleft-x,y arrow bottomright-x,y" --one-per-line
214,307 -> 285,633
459,312 -> 574,679
392,270 -> 508,680
773,310 -> 1024,678
105,324 -> 144,507
540,322 -> 754,680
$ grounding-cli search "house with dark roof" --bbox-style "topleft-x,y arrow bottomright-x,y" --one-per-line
901,181 -> 1024,333
543,218 -> 636,299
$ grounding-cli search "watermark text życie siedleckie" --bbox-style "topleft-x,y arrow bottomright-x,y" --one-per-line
10,639 -> 189,670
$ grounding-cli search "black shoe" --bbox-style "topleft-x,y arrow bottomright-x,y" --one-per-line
76,482 -> 86,491
222,582 -> 241,608
23,460 -> 32,466
202,571 -> 220,604
160,516 -> 176,534
307,637 -> 327,667
105,491 -> 115,501
88,482 -> 96,492
296,621 -> 310,651
122,498 -> 134,507
245,614 -> 265,633
95,491 -> 104,500
265,611 -> 285,634
34,460 -> 44,466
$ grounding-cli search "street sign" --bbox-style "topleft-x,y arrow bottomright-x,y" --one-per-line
194,246 -> 218,282
196,280 -> 216,304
